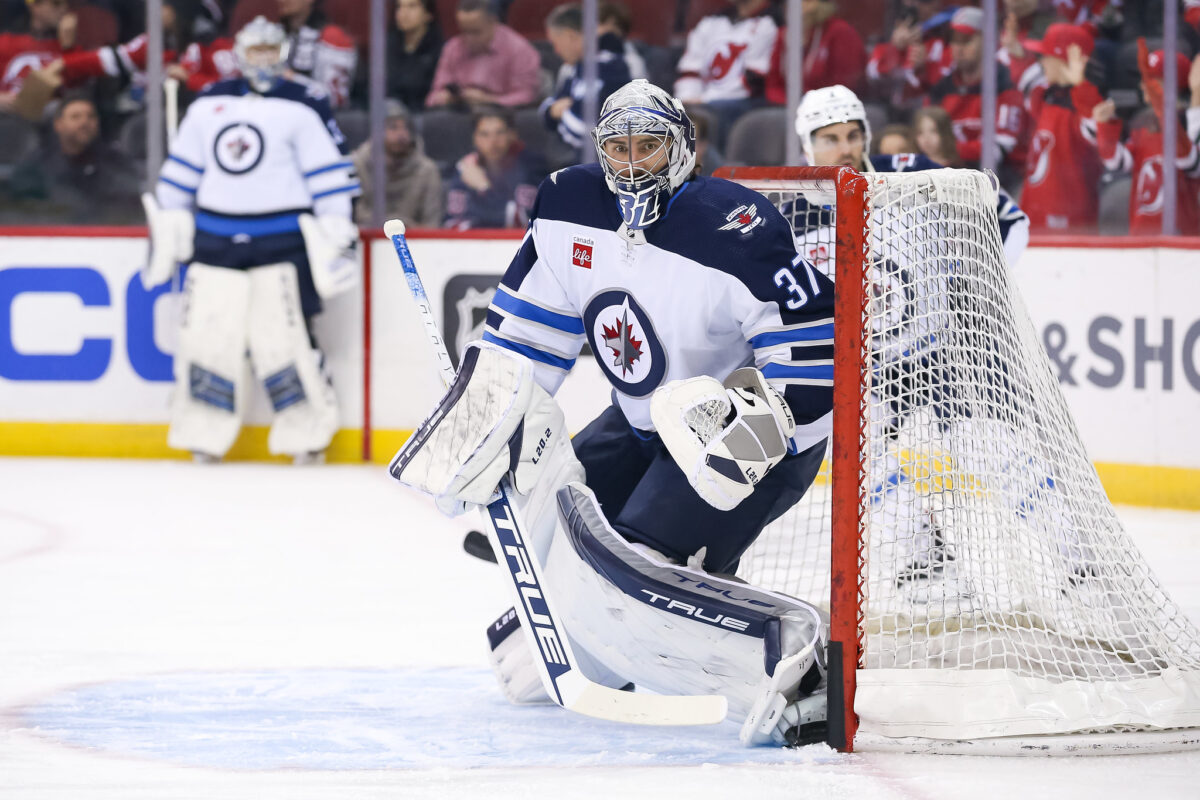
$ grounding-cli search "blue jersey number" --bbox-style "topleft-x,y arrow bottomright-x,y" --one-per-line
774,255 -> 823,310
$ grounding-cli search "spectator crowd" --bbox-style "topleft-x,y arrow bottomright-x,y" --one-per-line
1,0 -> 1198,234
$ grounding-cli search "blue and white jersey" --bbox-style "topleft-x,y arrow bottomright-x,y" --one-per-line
486,163 -> 836,456
155,77 -> 359,231
782,153 -> 1029,276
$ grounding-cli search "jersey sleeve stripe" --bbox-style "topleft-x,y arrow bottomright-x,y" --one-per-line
761,363 -> 834,382
749,323 -> 834,349
492,286 -> 585,334
311,182 -> 361,200
158,176 -> 198,194
303,160 -> 353,178
168,154 -> 204,174
482,331 -> 577,371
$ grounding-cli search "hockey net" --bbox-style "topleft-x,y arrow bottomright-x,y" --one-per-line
714,166 -> 1200,754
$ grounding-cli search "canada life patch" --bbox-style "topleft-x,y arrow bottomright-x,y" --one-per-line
572,237 -> 594,269
718,203 -> 764,234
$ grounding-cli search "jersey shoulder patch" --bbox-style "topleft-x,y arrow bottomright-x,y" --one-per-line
869,152 -> 942,173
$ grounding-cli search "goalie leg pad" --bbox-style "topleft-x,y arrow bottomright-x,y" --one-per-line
246,263 -> 340,457
545,482 -> 826,735
167,263 -> 251,457
389,341 -> 570,516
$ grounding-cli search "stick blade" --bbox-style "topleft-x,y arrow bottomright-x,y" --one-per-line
558,672 -> 728,726
383,218 -> 407,239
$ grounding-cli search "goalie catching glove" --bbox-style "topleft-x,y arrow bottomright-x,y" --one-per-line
650,367 -> 795,511
388,341 -> 568,516
141,193 -> 193,287
299,213 -> 359,299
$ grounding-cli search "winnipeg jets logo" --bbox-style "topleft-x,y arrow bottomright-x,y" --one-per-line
583,290 -> 667,396
213,122 -> 265,175
601,308 -> 643,376
718,203 -> 763,234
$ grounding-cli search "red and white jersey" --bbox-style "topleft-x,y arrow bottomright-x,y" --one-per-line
59,34 -> 180,88
1021,82 -> 1105,232
285,23 -> 357,109
674,10 -> 777,103
1053,0 -> 1110,33
178,37 -> 237,92
867,35 -> 954,104
0,32 -> 67,94
1095,109 -> 1200,234
928,66 -> 1025,168
1188,0 -> 1200,30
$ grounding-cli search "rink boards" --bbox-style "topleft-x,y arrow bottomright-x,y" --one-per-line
0,228 -> 1196,509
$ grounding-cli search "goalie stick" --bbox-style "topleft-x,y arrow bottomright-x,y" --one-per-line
383,219 -> 728,727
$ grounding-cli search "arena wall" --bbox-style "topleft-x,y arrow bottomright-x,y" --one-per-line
1,228 -> 1196,509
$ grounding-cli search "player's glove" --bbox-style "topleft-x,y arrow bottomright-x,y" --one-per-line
141,193 -> 193,287
650,367 -> 796,511
299,213 -> 359,299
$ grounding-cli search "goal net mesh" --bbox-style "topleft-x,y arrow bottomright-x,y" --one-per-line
722,167 -> 1200,744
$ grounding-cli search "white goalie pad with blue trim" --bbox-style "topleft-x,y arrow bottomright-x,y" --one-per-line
544,482 -> 826,726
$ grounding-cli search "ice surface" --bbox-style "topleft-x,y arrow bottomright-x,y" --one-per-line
1,458 -> 1198,800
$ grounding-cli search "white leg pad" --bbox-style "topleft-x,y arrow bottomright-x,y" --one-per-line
167,263 -> 251,457
246,263 -> 340,457
545,482 -> 827,723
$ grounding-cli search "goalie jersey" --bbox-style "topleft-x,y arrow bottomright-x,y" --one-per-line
486,162 -> 835,456
155,77 -> 358,219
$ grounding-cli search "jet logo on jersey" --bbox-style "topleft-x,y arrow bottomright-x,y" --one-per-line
213,122 -> 265,175
571,237 -> 594,269
718,203 -> 763,234
601,308 -> 643,376
583,289 -> 667,397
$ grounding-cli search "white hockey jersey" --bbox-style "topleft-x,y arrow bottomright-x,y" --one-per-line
156,77 -> 359,221
674,10 -> 777,103
486,163 -> 836,456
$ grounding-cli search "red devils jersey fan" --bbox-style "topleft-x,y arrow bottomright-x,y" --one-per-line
278,0 -> 358,109
674,0 -> 777,105
866,1 -> 954,108
1093,41 -> 1200,234
178,37 -> 237,92
0,0 -> 76,98
1020,24 -> 1105,233
928,7 -> 1025,169
762,0 -> 867,103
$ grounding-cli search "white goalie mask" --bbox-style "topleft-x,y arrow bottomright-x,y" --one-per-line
234,15 -> 288,93
592,79 -> 696,236
795,84 -> 871,169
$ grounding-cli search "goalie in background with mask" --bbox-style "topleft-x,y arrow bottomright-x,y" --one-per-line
391,79 -> 834,746
144,16 -> 359,463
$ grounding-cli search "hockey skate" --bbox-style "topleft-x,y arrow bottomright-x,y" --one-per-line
783,691 -> 828,748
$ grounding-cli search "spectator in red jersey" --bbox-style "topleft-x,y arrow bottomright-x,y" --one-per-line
0,0 -> 76,109
175,34 -> 236,92
426,0 -> 540,109
3,93 -> 140,222
674,0 -> 777,145
1092,42 -> 1200,234
875,123 -> 916,156
929,7 -> 1025,171
764,0 -> 867,104
277,0 -> 357,108
1189,0 -> 1200,34
866,0 -> 954,112
912,105 -> 962,165
1020,24 -> 1106,232
56,2 -> 182,92
999,0 -> 1056,96
444,107 -> 545,229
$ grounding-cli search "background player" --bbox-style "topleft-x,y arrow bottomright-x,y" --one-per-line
144,16 -> 360,463
391,80 -> 834,747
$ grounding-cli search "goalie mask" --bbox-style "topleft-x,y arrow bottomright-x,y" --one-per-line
592,79 -> 696,236
795,84 -> 871,170
234,15 -> 288,93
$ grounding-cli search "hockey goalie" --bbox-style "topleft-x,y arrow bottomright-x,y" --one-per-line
391,80 -> 834,747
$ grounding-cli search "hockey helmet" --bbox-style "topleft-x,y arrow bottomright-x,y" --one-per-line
795,85 -> 871,167
592,79 -> 696,237
234,16 -> 288,93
